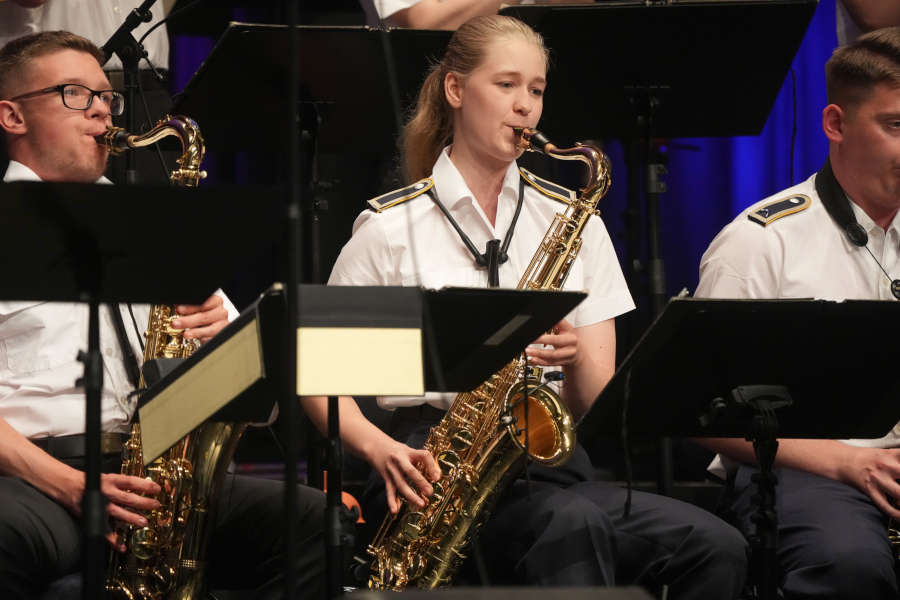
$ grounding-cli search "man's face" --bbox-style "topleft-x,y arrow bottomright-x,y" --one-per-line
10,49 -> 112,182
833,82 -> 900,215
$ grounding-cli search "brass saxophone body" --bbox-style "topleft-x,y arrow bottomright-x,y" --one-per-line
367,128 -> 611,590
101,116 -> 245,600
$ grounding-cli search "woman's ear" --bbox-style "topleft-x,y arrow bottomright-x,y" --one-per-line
0,100 -> 27,136
444,71 -> 463,109
822,104 -> 844,143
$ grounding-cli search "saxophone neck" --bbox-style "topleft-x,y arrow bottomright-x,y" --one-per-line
515,127 -> 610,204
96,115 -> 208,186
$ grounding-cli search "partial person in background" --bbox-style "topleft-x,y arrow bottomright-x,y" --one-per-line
695,26 -> 900,600
837,0 -> 900,44
360,0 -> 512,29
0,0 -> 175,183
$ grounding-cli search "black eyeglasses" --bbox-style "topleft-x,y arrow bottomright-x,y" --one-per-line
8,83 -> 125,116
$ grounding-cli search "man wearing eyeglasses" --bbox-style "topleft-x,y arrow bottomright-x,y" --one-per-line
0,31 -> 326,599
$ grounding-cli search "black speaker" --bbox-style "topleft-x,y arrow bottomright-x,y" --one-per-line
352,587 -> 654,600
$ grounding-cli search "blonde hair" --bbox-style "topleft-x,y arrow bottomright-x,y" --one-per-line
826,26 -> 900,112
401,15 -> 547,183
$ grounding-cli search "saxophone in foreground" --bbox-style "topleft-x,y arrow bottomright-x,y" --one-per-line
367,128 -> 611,590
100,116 -> 246,600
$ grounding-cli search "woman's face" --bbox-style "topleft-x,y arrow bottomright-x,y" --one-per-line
446,36 -> 547,167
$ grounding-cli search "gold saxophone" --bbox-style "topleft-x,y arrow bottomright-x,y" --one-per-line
367,128 -> 612,590
99,116 -> 246,600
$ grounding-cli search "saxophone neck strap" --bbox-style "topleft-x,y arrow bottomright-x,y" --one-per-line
428,177 -> 526,288
109,303 -> 142,389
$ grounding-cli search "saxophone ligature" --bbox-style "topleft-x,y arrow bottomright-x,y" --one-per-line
367,127 -> 610,590
101,115 -> 247,600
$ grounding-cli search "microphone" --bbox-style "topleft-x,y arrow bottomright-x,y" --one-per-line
100,0 -> 158,66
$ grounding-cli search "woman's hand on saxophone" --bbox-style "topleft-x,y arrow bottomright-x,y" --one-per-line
525,318 -> 578,367
173,294 -> 229,344
370,439 -> 442,514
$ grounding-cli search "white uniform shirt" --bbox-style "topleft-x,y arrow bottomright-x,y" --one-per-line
359,0 -> 422,25
695,172 -> 900,476
0,160 -> 237,438
329,147 -> 635,409
0,0 -> 169,71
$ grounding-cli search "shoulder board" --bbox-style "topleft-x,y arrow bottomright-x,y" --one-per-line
747,194 -> 811,227
519,168 -> 576,204
367,178 -> 434,213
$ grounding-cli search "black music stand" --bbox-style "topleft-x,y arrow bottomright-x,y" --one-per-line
173,23 -> 450,155
296,284 -> 586,598
0,181 -> 282,600
502,0 -> 817,495
578,297 -> 900,600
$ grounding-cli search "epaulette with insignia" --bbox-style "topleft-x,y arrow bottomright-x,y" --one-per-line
519,168 -> 576,204
747,194 -> 811,227
367,178 -> 434,213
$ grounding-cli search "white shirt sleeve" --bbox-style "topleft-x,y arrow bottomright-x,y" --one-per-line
695,218 -> 783,299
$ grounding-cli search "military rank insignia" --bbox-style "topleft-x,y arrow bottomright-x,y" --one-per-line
747,194 -> 811,227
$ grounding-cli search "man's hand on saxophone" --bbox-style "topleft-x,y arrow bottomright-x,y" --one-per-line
171,294 -> 229,344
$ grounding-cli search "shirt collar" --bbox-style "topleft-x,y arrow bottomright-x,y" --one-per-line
3,160 -> 112,185
847,192 -> 900,238
431,146 -> 520,210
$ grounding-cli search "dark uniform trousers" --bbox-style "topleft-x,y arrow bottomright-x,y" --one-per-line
0,455 -> 326,600
724,465 -> 898,599
364,406 -> 749,598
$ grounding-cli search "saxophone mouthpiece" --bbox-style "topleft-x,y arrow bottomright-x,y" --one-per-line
95,126 -> 132,155
514,127 -> 554,155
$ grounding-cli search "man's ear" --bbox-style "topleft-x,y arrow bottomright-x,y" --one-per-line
822,104 -> 845,143
0,100 -> 26,136
444,71 -> 463,109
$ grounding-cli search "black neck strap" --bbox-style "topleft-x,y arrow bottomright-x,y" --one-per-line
109,303 -> 142,388
815,157 -> 869,246
428,177 -> 526,287
816,157 -> 900,299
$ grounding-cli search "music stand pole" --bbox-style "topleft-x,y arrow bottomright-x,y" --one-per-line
283,2 -> 301,599
80,297 -> 106,600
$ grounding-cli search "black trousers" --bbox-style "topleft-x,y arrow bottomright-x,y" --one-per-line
724,465 -> 898,599
364,406 -> 748,598
0,469 -> 325,600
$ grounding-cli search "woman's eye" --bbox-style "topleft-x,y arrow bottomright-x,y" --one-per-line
498,81 -> 514,88
531,88 -> 544,97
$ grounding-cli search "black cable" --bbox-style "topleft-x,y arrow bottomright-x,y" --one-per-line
136,76 -> 170,179
137,0 -> 204,47
621,368 -> 633,519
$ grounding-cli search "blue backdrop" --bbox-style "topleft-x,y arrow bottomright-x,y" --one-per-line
652,0 -> 837,297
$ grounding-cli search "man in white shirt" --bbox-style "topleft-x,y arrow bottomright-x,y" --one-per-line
0,31 -> 324,599
1,0 -> 174,183
694,27 -> 900,599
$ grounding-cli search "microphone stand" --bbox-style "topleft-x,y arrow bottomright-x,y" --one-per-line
101,0 -> 158,185
82,2 -> 159,597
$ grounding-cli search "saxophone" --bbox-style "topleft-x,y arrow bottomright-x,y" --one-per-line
99,116 -> 247,600
367,128 -> 611,590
